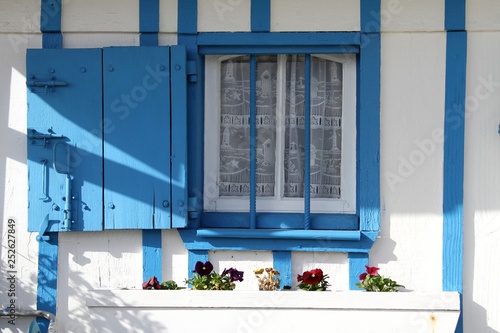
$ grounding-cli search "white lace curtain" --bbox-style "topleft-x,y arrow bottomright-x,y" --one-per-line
218,54 -> 342,199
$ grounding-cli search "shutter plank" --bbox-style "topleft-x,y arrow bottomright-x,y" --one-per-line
103,47 -> 171,229
27,48 -> 103,232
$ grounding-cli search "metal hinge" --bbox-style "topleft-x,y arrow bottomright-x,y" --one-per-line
186,61 -> 197,83
188,197 -> 200,219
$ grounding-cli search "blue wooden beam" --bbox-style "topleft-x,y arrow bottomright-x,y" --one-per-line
36,234 -> 58,333
273,251 -> 292,288
40,0 -> 62,48
445,0 -> 466,31
348,252 -> 368,290
142,230 -> 163,282
251,0 -> 271,32
139,0 -> 159,46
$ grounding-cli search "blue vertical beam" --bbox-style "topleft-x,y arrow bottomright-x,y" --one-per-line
171,45 -> 189,228
142,230 -> 163,281
139,0 -> 162,282
250,56 -> 257,228
360,0 -> 380,33
251,0 -> 271,32
304,55 -> 311,230
444,1 -> 466,332
178,0 -> 202,228
445,0 -> 466,31
40,0 -> 62,48
273,251 -> 292,288
140,0 -> 159,46
37,2 -> 62,330
348,252 -> 368,290
36,234 -> 58,332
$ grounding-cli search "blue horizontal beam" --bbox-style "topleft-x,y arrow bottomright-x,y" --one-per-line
201,212 -> 358,230
178,230 -> 377,252
197,228 -> 361,241
197,32 -> 361,46
199,45 -> 359,55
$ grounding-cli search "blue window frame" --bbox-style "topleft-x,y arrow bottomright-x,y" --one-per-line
178,32 -> 380,253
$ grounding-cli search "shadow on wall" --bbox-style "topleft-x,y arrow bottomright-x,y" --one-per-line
55,231 -> 166,332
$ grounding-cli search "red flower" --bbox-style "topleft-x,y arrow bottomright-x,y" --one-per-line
359,272 -> 368,282
300,268 -> 324,285
297,274 -> 303,282
142,276 -> 161,290
365,265 -> 380,276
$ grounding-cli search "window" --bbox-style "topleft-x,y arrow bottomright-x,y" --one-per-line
204,53 -> 356,214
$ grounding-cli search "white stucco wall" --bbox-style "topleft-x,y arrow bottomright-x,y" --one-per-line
0,0 -> 499,332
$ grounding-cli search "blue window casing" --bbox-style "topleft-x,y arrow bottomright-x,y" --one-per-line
178,32 -> 381,254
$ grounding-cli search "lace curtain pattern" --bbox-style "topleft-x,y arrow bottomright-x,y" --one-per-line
218,55 -> 342,199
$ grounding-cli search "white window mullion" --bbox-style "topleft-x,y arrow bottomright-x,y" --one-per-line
275,55 -> 286,201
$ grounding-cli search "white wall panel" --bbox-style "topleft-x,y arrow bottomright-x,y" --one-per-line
377,32 -> 446,291
271,0 -> 359,32
198,0 -> 250,32
464,31 -> 500,333
159,0 -> 178,32
467,0 -> 500,31
62,0 -> 139,32
0,1 -> 40,33
381,0 -> 444,32
57,231 -> 143,333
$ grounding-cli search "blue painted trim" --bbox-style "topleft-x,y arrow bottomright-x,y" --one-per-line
40,0 -> 62,32
197,32 -> 361,46
197,228 -> 360,241
201,212 -> 358,229
273,251 -> 292,288
348,252 -> 368,290
445,0 -> 466,31
187,250 -> 209,281
251,0 -> 271,32
178,0 -> 197,34
40,0 -> 62,49
171,45 -> 189,228
140,0 -> 159,46
178,229 -> 377,252
443,31 -> 466,333
140,0 -> 159,32
42,34 -> 62,49
142,230 -> 163,281
360,0 -> 380,33
304,55 -> 311,229
177,0 -> 201,228
200,45 -> 359,55
358,33 -> 381,232
443,31 -> 466,293
36,234 -> 58,333
250,56 -> 257,228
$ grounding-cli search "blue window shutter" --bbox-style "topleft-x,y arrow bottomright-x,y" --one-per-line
170,45 -> 188,228
27,48 -> 103,232
103,46 -> 172,229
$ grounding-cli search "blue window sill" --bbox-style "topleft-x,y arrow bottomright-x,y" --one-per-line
196,228 -> 360,241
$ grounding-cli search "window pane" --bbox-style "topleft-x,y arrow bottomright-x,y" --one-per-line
284,54 -> 306,198
284,55 -> 343,199
310,56 -> 342,199
219,55 -> 277,197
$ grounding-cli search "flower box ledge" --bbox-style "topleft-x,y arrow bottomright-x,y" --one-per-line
86,290 -> 460,333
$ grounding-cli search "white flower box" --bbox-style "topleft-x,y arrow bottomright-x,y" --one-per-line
87,290 -> 460,333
